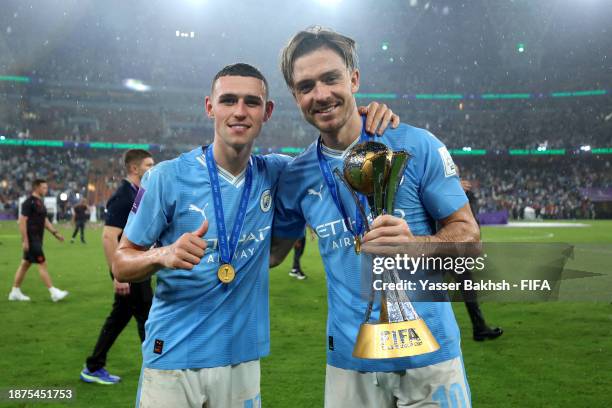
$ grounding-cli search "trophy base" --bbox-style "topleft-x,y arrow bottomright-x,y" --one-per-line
352,318 -> 440,359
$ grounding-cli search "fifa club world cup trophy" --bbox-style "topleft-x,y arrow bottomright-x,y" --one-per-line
334,141 -> 440,359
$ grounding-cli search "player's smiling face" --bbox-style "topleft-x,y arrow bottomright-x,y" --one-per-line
206,76 -> 273,149
291,47 -> 359,135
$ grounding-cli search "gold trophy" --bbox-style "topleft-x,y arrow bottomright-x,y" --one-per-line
334,141 -> 440,359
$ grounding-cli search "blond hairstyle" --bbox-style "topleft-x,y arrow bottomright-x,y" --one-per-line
280,26 -> 358,89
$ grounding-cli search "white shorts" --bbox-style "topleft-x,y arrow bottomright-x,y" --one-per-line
325,357 -> 470,408
136,360 -> 261,408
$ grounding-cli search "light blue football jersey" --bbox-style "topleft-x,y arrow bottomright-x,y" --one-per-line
124,146 -> 289,369
273,123 -> 468,372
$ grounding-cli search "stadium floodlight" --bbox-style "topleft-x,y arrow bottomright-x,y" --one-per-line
537,146 -> 546,152
0,135 -> 5,140
462,146 -> 472,152
123,78 -> 151,92
381,42 -> 389,51
517,43 -> 525,53
59,193 -> 68,201
580,145 -> 591,152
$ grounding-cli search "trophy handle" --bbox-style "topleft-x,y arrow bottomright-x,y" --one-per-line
333,168 -> 371,232
363,271 -> 376,323
385,151 -> 410,214
334,167 -> 376,324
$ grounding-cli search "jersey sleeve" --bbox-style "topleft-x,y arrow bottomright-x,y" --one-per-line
105,190 -> 132,229
124,162 -> 175,247
419,132 -> 468,220
273,164 -> 306,239
21,199 -> 32,217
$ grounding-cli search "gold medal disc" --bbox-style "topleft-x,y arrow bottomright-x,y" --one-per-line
217,263 -> 235,283
354,236 -> 362,254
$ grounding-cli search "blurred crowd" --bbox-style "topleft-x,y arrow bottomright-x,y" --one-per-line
409,99 -> 612,150
2,90 -> 610,151
459,157 -> 612,220
1,144 -> 611,221
0,148 -> 90,215
1,65 -> 611,221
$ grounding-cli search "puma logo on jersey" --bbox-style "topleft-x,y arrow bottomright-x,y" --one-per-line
307,184 -> 324,201
189,203 -> 209,219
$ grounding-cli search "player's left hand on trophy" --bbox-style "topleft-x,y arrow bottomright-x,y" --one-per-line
361,214 -> 415,256
358,102 -> 400,135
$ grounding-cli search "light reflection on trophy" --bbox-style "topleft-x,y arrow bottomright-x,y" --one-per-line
334,141 -> 440,359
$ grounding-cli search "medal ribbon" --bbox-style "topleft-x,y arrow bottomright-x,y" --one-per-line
204,145 -> 253,266
316,116 -> 370,240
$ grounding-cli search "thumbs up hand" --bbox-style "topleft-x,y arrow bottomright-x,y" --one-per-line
192,220 -> 208,238
162,220 -> 209,270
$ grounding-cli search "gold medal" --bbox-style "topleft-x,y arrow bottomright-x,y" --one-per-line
354,236 -> 362,254
217,263 -> 235,284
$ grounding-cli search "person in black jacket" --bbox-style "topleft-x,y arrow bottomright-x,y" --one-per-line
80,149 -> 154,384
457,173 -> 503,341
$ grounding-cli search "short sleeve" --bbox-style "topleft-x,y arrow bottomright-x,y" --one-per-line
273,167 -> 307,239
124,163 -> 175,247
21,199 -> 32,217
420,133 -> 468,220
105,191 -> 132,229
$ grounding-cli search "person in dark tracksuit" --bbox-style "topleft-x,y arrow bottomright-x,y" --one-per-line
80,149 -> 155,384
458,177 -> 503,341
71,199 -> 90,243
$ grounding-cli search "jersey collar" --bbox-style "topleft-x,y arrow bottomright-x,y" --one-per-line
196,153 -> 249,188
320,135 -> 361,160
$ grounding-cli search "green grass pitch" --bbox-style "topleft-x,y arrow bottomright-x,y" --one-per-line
1,220 -> 611,407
